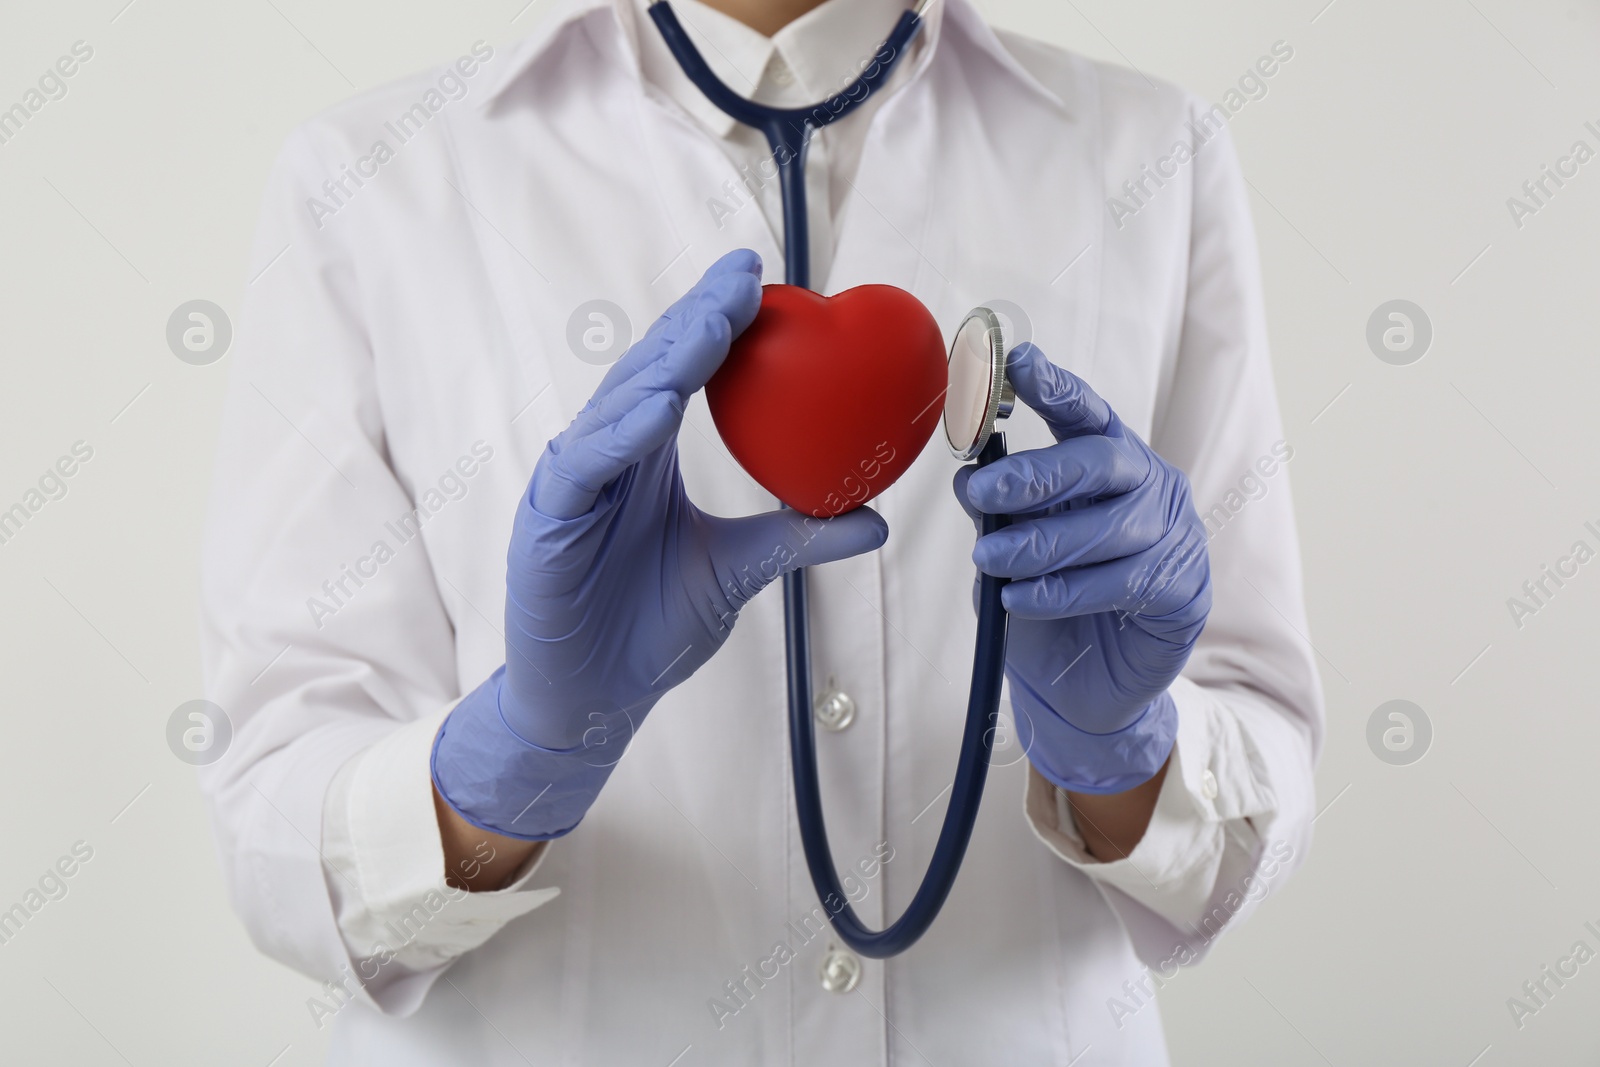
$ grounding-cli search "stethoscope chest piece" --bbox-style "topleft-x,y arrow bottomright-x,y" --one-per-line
945,307 -> 1016,462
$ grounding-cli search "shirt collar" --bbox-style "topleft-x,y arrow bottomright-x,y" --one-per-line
476,0 -> 620,109
477,0 -> 1068,119
639,0 -> 932,138
633,0 -> 777,138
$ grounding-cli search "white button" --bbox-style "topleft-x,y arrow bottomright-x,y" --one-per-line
819,948 -> 861,994
1200,769 -> 1219,800
814,689 -> 856,732
769,56 -> 795,87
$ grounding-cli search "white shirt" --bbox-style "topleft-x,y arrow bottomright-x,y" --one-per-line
197,0 -> 1323,1063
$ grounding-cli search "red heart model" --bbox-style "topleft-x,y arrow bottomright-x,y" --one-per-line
707,284 -> 948,518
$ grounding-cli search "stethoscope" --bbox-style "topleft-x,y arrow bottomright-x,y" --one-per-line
649,0 -> 1016,958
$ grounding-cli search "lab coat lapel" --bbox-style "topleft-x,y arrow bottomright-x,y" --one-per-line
445,9 -> 783,483
841,31 -> 1101,373
822,81 -> 939,300
630,96 -> 786,288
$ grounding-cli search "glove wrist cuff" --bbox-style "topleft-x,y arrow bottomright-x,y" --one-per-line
495,689 -> 594,757
1025,691 -> 1179,796
431,669 -> 625,841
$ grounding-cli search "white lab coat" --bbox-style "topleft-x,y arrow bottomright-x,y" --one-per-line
198,0 -> 1323,1063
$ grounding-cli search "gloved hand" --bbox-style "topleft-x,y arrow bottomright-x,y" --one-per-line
955,342 -> 1211,795
434,249 -> 889,839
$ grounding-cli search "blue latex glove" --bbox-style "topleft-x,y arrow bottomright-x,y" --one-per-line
433,249 -> 889,839
954,343 -> 1211,795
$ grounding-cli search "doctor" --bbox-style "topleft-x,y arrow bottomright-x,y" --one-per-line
200,0 -> 1322,1063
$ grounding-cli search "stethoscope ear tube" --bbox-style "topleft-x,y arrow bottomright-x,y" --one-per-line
786,434 -> 1010,959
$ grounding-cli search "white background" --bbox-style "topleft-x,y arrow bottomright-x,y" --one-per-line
1,0 -> 1597,1063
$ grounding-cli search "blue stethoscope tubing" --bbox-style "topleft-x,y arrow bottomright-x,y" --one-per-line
649,0 -> 1011,958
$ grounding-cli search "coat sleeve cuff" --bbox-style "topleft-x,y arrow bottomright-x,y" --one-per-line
1021,676 -> 1274,930
321,701 -> 560,1017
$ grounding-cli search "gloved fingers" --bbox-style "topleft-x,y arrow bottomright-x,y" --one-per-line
973,494 -> 1165,579
557,298 -> 739,462
588,250 -> 763,407
712,506 -> 889,609
952,465 -> 1059,530
1005,342 -> 1122,442
642,303 -> 750,403
648,248 -> 763,340
1114,526 -> 1212,640
999,528 -> 1208,622
963,434 -> 1148,515
954,459 -> 1095,552
999,557 -> 1130,620
532,390 -> 684,519
951,466 -> 982,527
